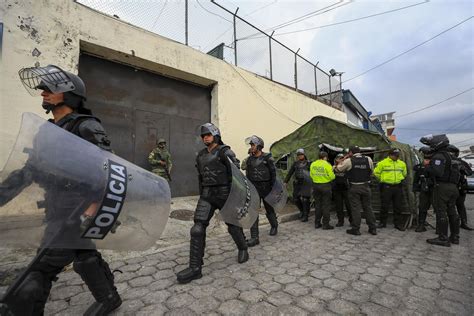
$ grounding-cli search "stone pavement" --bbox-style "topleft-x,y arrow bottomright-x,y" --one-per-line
39,208 -> 473,315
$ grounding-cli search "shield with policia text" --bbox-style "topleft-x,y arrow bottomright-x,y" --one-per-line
218,158 -> 259,228
264,178 -> 288,213
0,113 -> 171,251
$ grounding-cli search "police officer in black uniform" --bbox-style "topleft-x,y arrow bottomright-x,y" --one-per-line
284,148 -> 311,222
447,145 -> 473,230
1,65 -> 121,315
333,153 -> 353,227
176,123 -> 248,284
421,134 -> 461,247
413,147 -> 435,232
245,136 -> 278,247
335,146 -> 377,236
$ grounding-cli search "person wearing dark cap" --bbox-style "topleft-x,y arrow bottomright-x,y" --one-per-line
310,151 -> 335,229
335,146 -> 377,235
374,148 -> 407,231
332,153 -> 353,227
284,148 -> 312,222
413,147 -> 435,232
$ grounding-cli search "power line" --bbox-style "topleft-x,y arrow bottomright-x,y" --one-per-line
228,64 -> 304,126
196,0 -> 232,23
443,114 -> 474,132
274,0 -> 428,37
246,0 -> 278,16
396,87 -> 473,118
240,1 -> 351,41
343,16 -> 474,83
453,137 -> 474,145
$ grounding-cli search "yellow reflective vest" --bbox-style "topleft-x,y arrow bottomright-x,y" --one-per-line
374,157 -> 407,184
310,159 -> 335,184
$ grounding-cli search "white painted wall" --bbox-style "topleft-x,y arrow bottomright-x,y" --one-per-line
0,0 -> 346,166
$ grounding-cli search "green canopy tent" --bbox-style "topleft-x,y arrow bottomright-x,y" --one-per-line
270,116 -> 421,228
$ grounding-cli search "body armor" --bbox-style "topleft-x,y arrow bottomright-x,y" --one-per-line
246,154 -> 272,182
347,156 -> 371,183
196,145 -> 232,187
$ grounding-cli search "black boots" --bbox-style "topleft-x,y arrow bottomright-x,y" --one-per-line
427,236 -> 451,247
460,221 -> 473,231
427,219 -> 451,247
368,227 -> 377,235
177,225 -> 205,284
376,221 -> 386,228
229,225 -> 249,264
73,253 -> 122,316
246,217 -> 260,247
336,220 -> 344,227
448,215 -> 460,245
415,212 -> 427,232
301,197 -> 310,222
267,212 -> 278,236
346,228 -> 361,236
322,224 -> 334,230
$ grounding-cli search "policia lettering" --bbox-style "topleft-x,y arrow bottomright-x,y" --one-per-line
83,160 -> 127,239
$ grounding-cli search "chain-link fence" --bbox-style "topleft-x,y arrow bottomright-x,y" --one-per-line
76,0 -> 342,108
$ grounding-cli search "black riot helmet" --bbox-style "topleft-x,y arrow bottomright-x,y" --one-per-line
18,64 -> 90,114
446,144 -> 460,158
199,123 -> 222,144
245,135 -> 264,150
419,134 -> 450,151
419,146 -> 434,159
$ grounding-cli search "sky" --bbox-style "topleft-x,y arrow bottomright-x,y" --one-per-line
79,0 -> 473,149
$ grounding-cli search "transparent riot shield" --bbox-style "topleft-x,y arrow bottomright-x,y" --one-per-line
264,178 -> 288,213
296,170 -> 313,197
218,159 -> 259,228
0,113 -> 171,251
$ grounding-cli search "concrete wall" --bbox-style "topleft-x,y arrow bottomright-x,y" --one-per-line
0,0 -> 346,166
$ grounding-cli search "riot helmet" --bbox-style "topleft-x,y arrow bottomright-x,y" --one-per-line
420,134 -> 449,150
199,123 -> 222,144
19,64 -> 89,114
419,146 -> 434,159
446,144 -> 460,158
296,148 -> 305,155
245,135 -> 264,150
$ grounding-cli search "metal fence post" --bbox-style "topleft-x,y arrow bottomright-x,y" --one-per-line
269,31 -> 275,80
233,8 -> 239,66
185,0 -> 189,45
314,62 -> 319,95
294,48 -> 300,89
328,75 -> 332,106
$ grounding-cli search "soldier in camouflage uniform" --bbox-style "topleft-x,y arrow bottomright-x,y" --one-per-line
148,138 -> 172,182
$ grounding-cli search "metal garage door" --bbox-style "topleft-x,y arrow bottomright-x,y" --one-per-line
78,54 -> 211,197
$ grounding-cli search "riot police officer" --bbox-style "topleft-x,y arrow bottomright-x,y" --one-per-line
333,153 -> 353,227
245,135 -> 279,247
413,147 -> 434,232
176,123 -> 248,284
148,138 -> 172,182
420,134 -> 461,247
1,65 -> 121,315
447,145 -> 473,230
284,148 -> 312,222
335,146 -> 377,236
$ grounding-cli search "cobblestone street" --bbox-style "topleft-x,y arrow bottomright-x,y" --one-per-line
35,196 -> 474,315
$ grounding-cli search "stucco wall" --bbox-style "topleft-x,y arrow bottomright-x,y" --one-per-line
0,0 -> 346,166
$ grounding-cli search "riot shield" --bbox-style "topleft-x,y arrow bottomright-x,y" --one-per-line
0,113 -> 170,251
296,170 -> 312,197
218,159 -> 259,228
264,178 -> 288,213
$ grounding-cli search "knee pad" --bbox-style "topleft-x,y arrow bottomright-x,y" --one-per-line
190,222 -> 205,238
73,251 -> 101,276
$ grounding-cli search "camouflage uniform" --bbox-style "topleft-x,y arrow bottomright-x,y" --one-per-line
148,140 -> 172,182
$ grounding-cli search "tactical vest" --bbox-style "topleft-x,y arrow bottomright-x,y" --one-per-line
294,160 -> 310,180
334,171 -> 349,186
246,154 -> 271,182
197,145 -> 230,187
440,152 -> 461,184
348,156 -> 371,183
